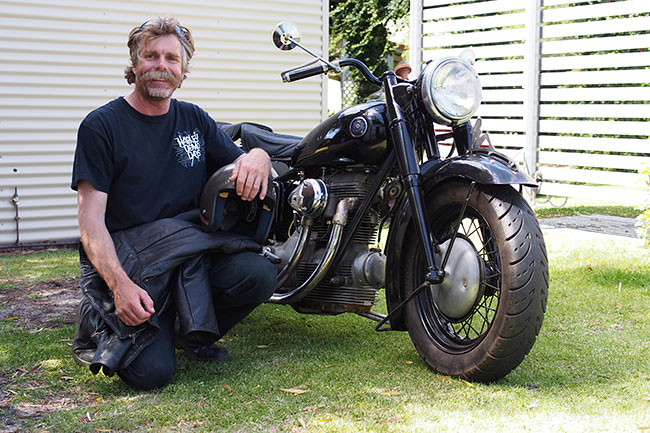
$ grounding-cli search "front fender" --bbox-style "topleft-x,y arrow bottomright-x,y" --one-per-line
421,150 -> 537,188
384,151 -> 536,330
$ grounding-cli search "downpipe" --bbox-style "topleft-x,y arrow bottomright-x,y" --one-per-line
11,187 -> 20,245
268,198 -> 355,304
274,216 -> 313,289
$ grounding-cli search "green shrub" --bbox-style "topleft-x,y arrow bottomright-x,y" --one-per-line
636,163 -> 650,246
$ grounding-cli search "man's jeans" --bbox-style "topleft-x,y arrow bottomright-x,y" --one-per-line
117,251 -> 276,389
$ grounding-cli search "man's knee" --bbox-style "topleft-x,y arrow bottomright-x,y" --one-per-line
117,311 -> 176,390
118,357 -> 175,390
248,255 -> 277,301
231,254 -> 277,305
211,252 -> 277,304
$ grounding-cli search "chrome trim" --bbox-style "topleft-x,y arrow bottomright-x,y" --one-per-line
268,198 -> 355,304
274,217 -> 313,289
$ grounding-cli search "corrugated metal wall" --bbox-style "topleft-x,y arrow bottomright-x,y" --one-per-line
0,0 -> 327,245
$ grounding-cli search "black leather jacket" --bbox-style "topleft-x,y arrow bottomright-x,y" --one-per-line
80,212 -> 260,376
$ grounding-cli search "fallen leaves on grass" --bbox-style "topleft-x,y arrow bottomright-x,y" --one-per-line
378,417 -> 403,424
433,376 -> 475,387
280,385 -> 309,395
256,342 -> 275,349
222,384 -> 233,392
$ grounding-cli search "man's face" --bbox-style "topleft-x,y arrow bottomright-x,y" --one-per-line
133,34 -> 185,101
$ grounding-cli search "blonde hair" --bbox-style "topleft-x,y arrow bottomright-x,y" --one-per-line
124,17 -> 195,84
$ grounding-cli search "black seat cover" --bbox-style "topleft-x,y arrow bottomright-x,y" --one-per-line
217,121 -> 302,161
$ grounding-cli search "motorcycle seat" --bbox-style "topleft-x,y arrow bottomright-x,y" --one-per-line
217,121 -> 302,162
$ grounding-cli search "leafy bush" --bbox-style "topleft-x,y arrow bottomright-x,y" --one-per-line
329,0 -> 409,104
636,163 -> 650,246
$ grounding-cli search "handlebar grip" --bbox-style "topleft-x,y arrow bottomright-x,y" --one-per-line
281,63 -> 328,83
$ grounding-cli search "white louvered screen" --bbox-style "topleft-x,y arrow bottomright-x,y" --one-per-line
419,0 -> 650,204
0,0 -> 327,245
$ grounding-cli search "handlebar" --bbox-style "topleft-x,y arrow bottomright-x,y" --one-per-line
337,59 -> 382,86
281,63 -> 328,83
281,58 -> 382,87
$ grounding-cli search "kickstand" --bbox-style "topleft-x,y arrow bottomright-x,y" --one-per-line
375,281 -> 429,331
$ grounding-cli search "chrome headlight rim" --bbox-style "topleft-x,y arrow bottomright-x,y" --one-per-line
420,56 -> 482,125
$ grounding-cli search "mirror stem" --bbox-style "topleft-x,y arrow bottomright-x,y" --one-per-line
288,37 -> 341,73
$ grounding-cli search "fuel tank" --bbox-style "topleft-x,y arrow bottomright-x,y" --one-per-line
292,100 -> 390,167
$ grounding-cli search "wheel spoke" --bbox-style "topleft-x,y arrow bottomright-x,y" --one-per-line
461,218 -> 481,240
484,281 -> 499,293
485,294 -> 498,314
478,233 -> 494,256
467,319 -> 481,339
455,321 -> 468,338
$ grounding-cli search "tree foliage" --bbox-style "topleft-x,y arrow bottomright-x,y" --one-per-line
329,0 -> 409,103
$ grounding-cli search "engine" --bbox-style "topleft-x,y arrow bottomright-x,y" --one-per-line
269,170 -> 387,315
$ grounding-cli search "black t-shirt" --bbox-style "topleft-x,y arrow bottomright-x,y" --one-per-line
71,97 -> 243,232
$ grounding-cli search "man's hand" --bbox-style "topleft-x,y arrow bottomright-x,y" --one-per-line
112,278 -> 156,326
229,148 -> 271,201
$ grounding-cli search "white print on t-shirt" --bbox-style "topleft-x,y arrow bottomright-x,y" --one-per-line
173,129 -> 205,168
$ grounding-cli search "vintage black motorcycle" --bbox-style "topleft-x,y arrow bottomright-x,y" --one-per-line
202,23 -> 549,382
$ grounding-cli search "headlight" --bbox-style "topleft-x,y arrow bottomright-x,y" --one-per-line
420,57 -> 482,125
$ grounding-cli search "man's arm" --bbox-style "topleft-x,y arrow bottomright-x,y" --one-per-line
77,180 -> 155,326
229,148 -> 271,201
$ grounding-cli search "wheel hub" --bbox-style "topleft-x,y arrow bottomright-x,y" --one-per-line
431,237 -> 483,320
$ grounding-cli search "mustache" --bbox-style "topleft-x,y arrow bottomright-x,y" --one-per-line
142,70 -> 177,82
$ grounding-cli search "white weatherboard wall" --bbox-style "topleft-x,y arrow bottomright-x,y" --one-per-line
0,0 -> 328,245
417,0 -> 650,204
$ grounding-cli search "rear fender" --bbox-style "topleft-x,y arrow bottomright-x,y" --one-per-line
384,152 -> 536,330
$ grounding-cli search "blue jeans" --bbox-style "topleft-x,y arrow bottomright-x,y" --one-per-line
118,251 -> 276,389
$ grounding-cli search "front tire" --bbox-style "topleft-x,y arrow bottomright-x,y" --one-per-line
402,180 -> 548,382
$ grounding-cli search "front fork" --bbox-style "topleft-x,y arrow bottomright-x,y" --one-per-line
383,73 -> 443,284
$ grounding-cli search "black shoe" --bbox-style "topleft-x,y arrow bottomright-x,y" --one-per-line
72,298 -> 97,367
175,338 -> 230,362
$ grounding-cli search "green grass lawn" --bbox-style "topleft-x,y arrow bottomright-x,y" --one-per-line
0,249 -> 79,291
1,219 -> 649,432
535,204 -> 639,219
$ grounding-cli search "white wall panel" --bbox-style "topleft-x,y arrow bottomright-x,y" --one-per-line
419,0 -> 649,206
0,0 -> 327,245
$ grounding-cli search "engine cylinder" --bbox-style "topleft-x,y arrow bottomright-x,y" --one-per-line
288,179 -> 328,217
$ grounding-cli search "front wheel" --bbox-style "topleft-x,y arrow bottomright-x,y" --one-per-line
401,180 -> 548,382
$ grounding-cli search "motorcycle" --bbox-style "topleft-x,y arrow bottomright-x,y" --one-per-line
205,23 -> 549,382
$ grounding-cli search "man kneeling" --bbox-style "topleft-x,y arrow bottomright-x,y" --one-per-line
70,17 -> 276,389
